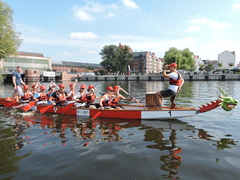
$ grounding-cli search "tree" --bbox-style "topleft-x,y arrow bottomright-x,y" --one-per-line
205,63 -> 214,71
0,1 -> 22,59
99,44 -> 133,74
229,63 -> 234,69
218,63 -> 222,67
164,47 -> 195,70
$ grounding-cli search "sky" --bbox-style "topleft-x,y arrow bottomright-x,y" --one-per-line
3,0 -> 240,64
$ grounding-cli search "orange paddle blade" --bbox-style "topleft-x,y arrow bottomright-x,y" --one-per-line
39,105 -> 53,113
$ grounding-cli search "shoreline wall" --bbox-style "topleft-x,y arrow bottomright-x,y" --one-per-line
72,74 -> 240,81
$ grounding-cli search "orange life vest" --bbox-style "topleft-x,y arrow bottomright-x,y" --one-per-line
169,71 -> 182,86
53,90 -> 66,103
38,92 -> 47,101
86,93 -> 96,103
21,91 -> 32,101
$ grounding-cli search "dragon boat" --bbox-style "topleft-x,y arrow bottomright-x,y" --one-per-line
0,87 -> 237,120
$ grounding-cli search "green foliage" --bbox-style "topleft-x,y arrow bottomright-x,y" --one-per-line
164,47 -> 195,70
229,63 -> 234,67
0,73 -> 5,82
99,44 -> 133,74
0,1 -> 22,59
218,63 -> 222,67
205,63 -> 214,71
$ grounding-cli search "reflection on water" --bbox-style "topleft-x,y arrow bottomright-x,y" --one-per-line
0,110 -> 238,179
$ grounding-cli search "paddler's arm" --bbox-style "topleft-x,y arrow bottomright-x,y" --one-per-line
179,74 -> 184,91
48,96 -> 56,105
162,65 -> 170,78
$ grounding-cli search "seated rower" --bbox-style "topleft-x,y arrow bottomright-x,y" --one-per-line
48,84 -> 67,106
85,85 -> 97,109
33,85 -> 48,105
111,86 -> 131,109
99,86 -> 115,109
19,85 -> 33,103
74,84 -> 87,108
66,83 -> 77,105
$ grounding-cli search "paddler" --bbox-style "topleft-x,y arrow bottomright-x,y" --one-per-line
48,84 -> 67,106
66,82 -> 77,105
111,85 -> 132,109
19,85 -> 33,103
99,86 -> 114,109
85,85 -> 97,109
33,85 -> 48,105
155,63 -> 184,109
74,84 -> 87,107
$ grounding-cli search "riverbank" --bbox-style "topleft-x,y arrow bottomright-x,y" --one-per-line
72,74 -> 240,81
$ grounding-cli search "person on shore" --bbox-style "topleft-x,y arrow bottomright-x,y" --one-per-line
155,63 -> 184,109
49,84 -> 67,106
12,66 -> 25,102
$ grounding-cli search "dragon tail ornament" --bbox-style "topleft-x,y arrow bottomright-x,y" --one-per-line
198,87 -> 238,113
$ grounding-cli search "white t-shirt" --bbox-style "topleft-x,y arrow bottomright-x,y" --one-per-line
168,72 -> 180,92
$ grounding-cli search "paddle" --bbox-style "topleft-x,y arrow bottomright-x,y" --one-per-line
20,101 -> 36,111
91,110 -> 102,120
4,101 -> 18,108
39,104 -> 53,113
60,102 -> 75,114
119,87 -> 144,106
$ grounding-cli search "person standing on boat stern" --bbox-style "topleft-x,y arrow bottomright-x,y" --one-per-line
12,66 -> 25,102
155,63 -> 184,109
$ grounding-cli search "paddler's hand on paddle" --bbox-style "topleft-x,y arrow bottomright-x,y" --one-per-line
99,106 -> 104,110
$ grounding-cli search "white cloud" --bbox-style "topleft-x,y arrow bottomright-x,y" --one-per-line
72,9 -> 94,21
208,21 -> 231,30
121,0 -> 139,9
189,17 -> 231,31
72,2 -> 118,21
70,32 -> 98,39
190,17 -> 208,25
232,3 -> 240,9
187,26 -> 201,32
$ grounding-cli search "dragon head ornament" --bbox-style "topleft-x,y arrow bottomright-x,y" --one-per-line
218,87 -> 238,111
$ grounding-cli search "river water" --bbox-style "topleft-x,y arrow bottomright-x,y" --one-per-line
0,81 -> 239,180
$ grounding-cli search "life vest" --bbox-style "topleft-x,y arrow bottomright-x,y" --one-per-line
66,90 -> 76,101
86,93 -> 96,103
21,91 -> 32,101
111,96 -> 120,105
102,95 -> 118,106
77,92 -> 87,103
169,71 -> 182,86
38,92 -> 47,101
53,90 -> 66,103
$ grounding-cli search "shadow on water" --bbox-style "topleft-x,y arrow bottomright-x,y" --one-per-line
0,108 -> 238,179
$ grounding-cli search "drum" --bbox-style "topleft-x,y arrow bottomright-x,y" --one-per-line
145,92 -> 156,107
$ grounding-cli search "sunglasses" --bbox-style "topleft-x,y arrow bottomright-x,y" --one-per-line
110,90 -> 113,92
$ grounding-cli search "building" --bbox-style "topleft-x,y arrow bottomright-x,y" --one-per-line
0,51 -> 52,73
52,61 -> 103,73
129,51 -> 162,75
218,50 -> 236,69
193,55 -> 204,71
